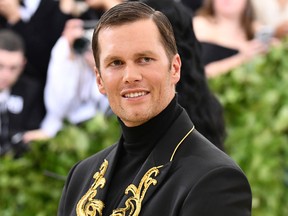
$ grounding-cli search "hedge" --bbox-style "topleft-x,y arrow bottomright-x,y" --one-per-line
209,38 -> 288,216
0,115 -> 120,215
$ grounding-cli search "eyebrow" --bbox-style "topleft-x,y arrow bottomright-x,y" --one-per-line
103,55 -> 121,66
103,50 -> 157,64
134,50 -> 157,58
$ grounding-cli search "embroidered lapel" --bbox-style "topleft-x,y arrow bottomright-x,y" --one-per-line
96,139 -> 123,200
76,140 -> 122,216
111,160 -> 172,216
76,111 -> 194,216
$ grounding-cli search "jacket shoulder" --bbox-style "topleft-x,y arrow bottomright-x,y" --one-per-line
175,128 -> 244,176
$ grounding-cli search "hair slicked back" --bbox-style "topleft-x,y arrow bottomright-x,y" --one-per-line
92,1 -> 178,70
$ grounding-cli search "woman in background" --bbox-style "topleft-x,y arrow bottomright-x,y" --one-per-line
193,0 -> 269,78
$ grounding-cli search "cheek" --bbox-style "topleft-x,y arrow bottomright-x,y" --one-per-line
97,73 -> 119,96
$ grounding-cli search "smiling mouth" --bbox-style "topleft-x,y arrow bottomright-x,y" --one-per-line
124,92 -> 148,98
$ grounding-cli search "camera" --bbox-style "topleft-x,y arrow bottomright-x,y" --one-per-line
255,26 -> 274,44
73,20 -> 98,54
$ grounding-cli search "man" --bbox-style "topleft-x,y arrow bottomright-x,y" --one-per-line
58,2 -> 252,216
0,29 -> 42,157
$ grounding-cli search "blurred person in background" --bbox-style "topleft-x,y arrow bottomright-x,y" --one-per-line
0,29 -> 43,157
0,0 -> 75,119
252,0 -> 288,39
23,18 -> 109,142
193,0 -> 271,78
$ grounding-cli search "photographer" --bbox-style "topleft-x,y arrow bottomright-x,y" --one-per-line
24,19 -> 109,142
0,29 -> 43,157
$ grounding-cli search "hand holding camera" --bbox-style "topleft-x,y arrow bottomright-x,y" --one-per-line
62,18 -> 97,56
255,27 -> 274,45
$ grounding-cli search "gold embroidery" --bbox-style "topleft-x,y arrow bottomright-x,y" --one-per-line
76,126 -> 194,216
111,165 -> 163,216
76,159 -> 109,216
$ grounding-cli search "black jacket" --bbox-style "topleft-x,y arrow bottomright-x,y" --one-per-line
9,75 -> 43,133
58,110 -> 251,216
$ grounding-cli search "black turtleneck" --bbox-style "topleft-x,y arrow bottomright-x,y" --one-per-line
103,95 -> 183,215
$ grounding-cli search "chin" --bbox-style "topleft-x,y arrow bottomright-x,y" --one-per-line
122,113 -> 151,127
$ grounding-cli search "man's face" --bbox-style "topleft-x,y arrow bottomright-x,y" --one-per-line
0,49 -> 25,91
95,19 -> 181,127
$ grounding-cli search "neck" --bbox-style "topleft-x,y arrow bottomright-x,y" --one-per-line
119,95 -> 182,145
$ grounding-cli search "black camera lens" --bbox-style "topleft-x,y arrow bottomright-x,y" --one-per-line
73,37 -> 91,54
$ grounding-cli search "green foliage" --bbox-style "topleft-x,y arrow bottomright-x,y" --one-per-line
0,115 -> 120,215
209,39 -> 288,216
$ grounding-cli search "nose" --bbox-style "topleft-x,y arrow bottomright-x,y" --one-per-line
123,63 -> 142,83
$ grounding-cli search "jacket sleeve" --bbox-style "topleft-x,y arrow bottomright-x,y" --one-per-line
180,166 -> 252,216
57,162 -> 80,216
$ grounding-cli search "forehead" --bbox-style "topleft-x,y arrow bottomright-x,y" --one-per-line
0,50 -> 24,63
98,19 -> 166,58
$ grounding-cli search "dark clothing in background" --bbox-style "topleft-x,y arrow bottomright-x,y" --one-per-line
201,42 -> 239,65
181,0 -> 203,12
0,75 -> 43,156
9,75 -> 43,132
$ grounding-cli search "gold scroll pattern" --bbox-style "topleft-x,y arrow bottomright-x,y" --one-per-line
76,159 -> 108,216
76,127 -> 194,216
111,165 -> 163,216
76,160 -> 162,216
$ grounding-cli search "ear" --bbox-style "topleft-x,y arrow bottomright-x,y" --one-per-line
94,66 -> 106,95
170,54 -> 181,84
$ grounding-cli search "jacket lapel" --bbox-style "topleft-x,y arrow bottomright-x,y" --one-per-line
95,137 -> 123,201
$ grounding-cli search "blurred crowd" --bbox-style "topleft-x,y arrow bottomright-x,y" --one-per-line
0,0 -> 287,157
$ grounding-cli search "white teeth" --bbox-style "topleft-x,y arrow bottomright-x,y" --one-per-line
124,92 -> 146,98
